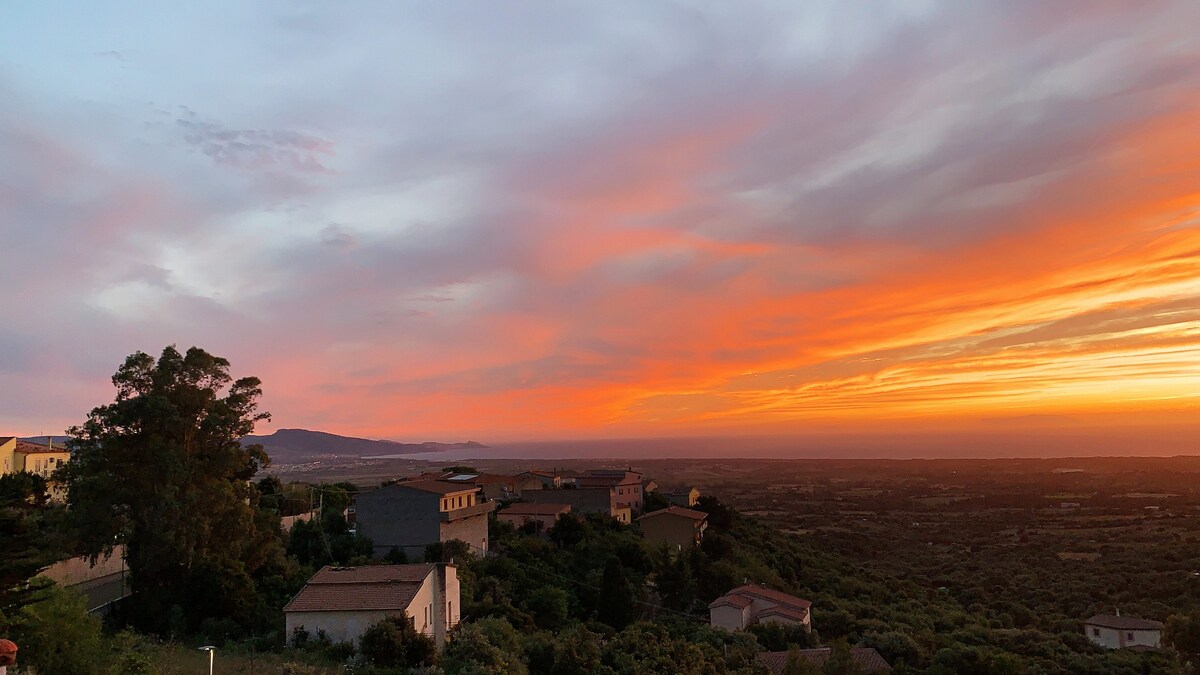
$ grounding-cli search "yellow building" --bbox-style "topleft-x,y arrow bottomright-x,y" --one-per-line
15,440 -> 70,477
1,439 -> 71,500
0,437 -> 16,474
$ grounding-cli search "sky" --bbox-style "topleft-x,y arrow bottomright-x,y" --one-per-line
2,2 -> 1199,452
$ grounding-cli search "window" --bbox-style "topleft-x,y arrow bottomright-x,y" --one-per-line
1092,628 -> 1100,636
447,601 -> 453,625
1127,632 -> 1134,641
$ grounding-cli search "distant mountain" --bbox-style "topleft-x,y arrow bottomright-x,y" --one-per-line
242,428 -> 486,463
18,436 -> 70,446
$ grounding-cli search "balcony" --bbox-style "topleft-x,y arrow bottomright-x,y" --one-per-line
441,500 -> 496,522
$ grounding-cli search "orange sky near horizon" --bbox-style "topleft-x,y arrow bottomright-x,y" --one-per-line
2,3 -> 1199,453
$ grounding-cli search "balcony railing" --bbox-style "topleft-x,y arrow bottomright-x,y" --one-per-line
441,500 -> 496,522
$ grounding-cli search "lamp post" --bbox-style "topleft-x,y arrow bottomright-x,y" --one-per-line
198,646 -> 216,675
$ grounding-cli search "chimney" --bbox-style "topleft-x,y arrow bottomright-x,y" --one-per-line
1116,607 -> 1121,616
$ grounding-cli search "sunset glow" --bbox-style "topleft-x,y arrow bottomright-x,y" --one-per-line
2,3 -> 1199,450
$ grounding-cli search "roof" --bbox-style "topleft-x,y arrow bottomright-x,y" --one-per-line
637,506 -> 708,523
387,480 -> 478,496
284,564 -> 435,613
447,473 -> 514,485
1085,614 -> 1164,631
664,488 -> 699,496
0,437 -> 14,445
15,440 -> 68,455
757,648 -> 892,674
709,584 -> 812,612
501,503 -> 572,516
710,593 -> 753,609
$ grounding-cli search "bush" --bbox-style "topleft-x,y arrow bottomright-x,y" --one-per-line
359,615 -> 435,668
12,582 -> 108,674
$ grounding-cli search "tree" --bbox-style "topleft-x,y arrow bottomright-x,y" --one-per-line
783,648 -> 820,675
442,622 -> 528,674
61,346 -> 282,632
1167,611 -> 1200,663
12,583 -> 108,675
822,639 -> 866,675
596,557 -> 636,630
427,538 -> 474,563
359,615 -> 436,668
0,473 -> 62,627
656,546 -> 696,612
549,513 -> 589,549
525,587 -> 569,629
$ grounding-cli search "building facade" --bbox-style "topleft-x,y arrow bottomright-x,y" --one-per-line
576,470 -> 644,512
522,487 -> 630,522
710,584 -> 813,632
1084,614 -> 1163,649
637,506 -> 707,549
497,503 -> 571,531
355,481 -> 495,559
284,563 -> 460,647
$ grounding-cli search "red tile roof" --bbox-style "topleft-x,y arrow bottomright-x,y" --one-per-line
309,565 -> 434,584
1085,614 -> 1164,631
710,593 -> 753,609
15,440 -> 68,455
284,564 -> 435,613
724,584 -> 812,610
501,503 -> 572,516
757,648 -> 892,673
637,505 -> 707,523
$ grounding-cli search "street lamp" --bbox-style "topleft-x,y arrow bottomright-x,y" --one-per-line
198,646 -> 216,675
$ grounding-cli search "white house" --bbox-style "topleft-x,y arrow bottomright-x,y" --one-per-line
1083,614 -> 1163,650
284,563 -> 459,648
709,584 -> 812,632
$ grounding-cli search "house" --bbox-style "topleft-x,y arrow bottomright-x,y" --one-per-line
6,439 -> 71,500
284,563 -> 459,648
520,470 -> 561,489
13,440 -> 70,478
757,648 -> 891,674
710,584 -> 812,631
1084,614 -> 1163,649
443,472 -> 540,501
498,503 -> 571,531
577,469 -> 643,512
642,479 -> 658,493
664,487 -> 701,508
355,480 -> 495,559
522,486 -> 632,523
519,469 -> 579,489
637,506 -> 707,549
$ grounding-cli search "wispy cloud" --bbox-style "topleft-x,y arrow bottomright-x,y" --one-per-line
1,1 -> 1199,447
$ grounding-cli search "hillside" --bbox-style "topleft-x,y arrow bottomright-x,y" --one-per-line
242,428 -> 486,463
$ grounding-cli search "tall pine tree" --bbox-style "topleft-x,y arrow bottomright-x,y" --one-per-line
596,557 -> 636,629
62,346 -> 283,631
